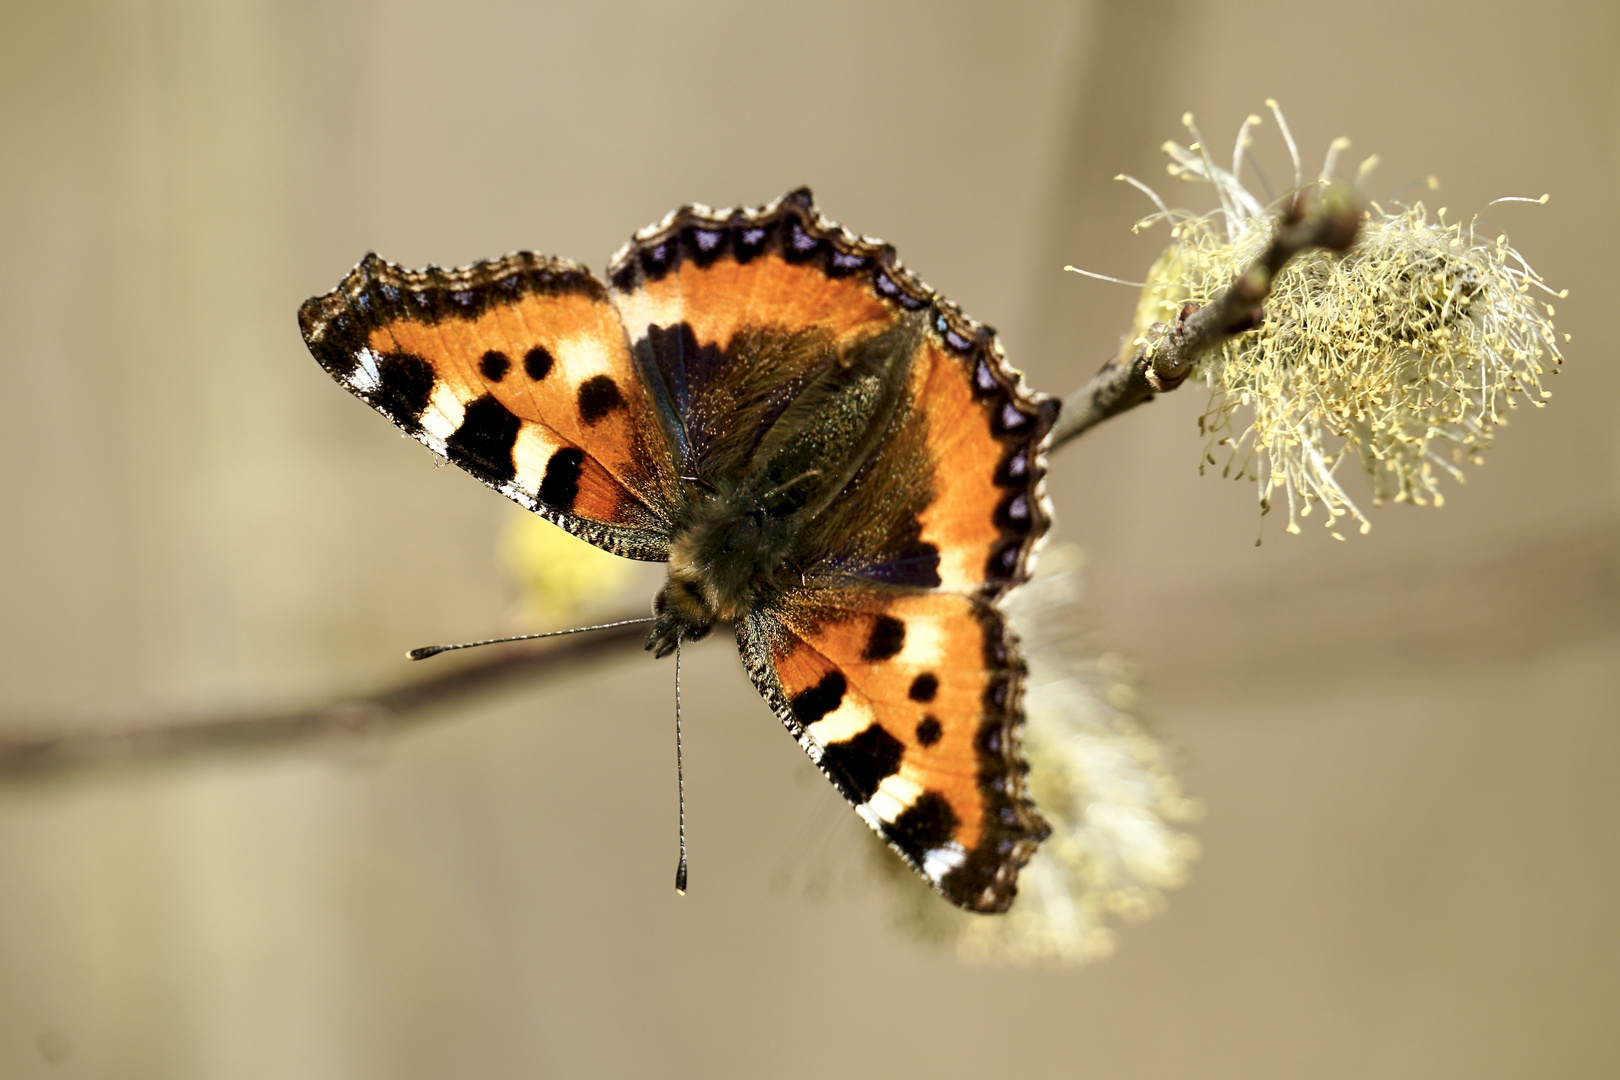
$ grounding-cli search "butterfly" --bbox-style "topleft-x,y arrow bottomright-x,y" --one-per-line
298,188 -> 1056,912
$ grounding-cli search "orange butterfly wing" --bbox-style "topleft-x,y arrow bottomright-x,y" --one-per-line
299,252 -> 679,559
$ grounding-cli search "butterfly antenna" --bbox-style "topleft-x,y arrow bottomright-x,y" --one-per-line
674,638 -> 689,895
405,617 -> 653,660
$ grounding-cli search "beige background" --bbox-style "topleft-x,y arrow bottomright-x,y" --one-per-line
3,0 -> 1617,1077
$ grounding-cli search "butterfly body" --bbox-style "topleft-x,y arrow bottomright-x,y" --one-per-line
649,315 -> 922,657
300,189 -> 1057,912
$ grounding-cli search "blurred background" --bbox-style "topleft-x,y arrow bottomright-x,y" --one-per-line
2,0 -> 1616,1077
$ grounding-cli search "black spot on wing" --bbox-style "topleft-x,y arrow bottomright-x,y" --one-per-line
445,395 -> 522,484
371,352 -> 436,428
886,792 -> 959,863
781,215 -> 826,266
983,672 -> 1012,714
680,224 -> 728,268
985,540 -> 1024,584
861,615 -> 906,662
608,258 -> 640,294
908,673 -> 938,703
731,218 -> 775,264
915,716 -> 942,747
577,374 -> 626,425
821,723 -> 904,804
524,345 -> 555,381
639,238 -> 678,283
790,670 -> 846,727
994,491 -> 1034,534
538,447 -> 584,510
975,716 -> 1004,758
479,349 -> 510,382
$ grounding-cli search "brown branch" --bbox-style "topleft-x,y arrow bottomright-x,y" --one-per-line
1048,186 -> 1361,452
0,618 -> 650,782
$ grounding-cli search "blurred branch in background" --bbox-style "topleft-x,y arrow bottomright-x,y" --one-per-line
4,517 -> 1616,782
0,620 -> 647,782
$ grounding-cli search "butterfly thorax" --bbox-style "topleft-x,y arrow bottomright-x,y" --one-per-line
645,317 -> 923,659
646,484 -> 790,657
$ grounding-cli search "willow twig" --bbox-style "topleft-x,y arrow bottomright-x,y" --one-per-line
1048,187 -> 1361,451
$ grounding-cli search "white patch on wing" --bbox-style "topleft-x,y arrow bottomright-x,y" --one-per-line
933,546 -> 979,592
554,331 -> 623,386
921,843 -> 967,881
348,347 -> 382,393
609,289 -> 685,350
419,381 -> 467,442
865,772 -> 924,824
895,613 -> 944,669
510,422 -> 561,497
805,695 -> 875,749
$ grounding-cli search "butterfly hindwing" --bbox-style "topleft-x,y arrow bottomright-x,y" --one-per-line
299,252 -> 679,559
738,587 -> 1046,913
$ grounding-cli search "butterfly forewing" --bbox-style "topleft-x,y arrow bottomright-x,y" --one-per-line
606,192 -> 910,480
738,588 -> 1046,913
607,190 -> 1055,599
299,252 -> 679,559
